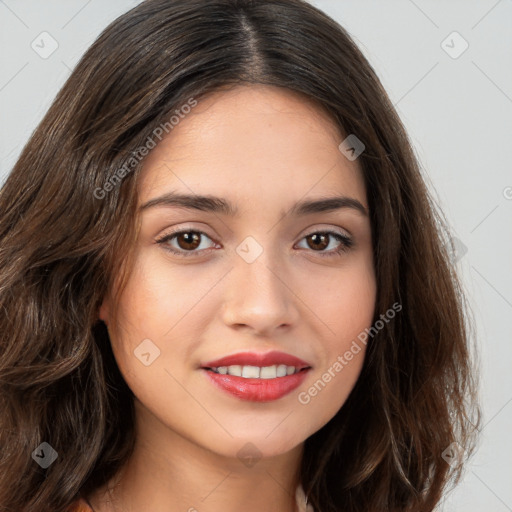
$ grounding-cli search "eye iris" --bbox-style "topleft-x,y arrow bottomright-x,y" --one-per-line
307,233 -> 329,251
177,232 -> 201,250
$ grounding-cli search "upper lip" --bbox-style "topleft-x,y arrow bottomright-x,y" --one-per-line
201,350 -> 311,369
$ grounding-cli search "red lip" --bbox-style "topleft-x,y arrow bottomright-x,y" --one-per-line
202,368 -> 310,402
201,350 -> 311,370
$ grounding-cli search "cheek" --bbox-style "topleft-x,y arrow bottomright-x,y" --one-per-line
296,349 -> 366,438
104,256 -> 173,379
297,319 -> 371,436
110,252 -> 208,341
300,251 -> 376,341
296,258 -> 375,427
105,252 -> 220,385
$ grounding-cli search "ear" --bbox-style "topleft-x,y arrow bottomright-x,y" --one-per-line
98,297 -> 110,324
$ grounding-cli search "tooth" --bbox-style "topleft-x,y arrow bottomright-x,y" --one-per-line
216,364 -> 298,378
276,364 -> 287,377
260,365 -> 277,379
227,365 -> 242,377
242,365 -> 260,378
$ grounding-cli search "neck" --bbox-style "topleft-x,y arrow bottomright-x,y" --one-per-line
88,400 -> 304,512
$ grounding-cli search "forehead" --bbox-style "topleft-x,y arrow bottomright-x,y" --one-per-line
138,84 -> 366,207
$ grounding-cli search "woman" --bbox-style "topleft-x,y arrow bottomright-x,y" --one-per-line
0,0 -> 481,511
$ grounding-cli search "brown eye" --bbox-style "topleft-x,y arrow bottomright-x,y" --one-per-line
156,230 -> 217,257
296,230 -> 353,256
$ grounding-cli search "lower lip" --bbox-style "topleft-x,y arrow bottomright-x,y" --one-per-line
202,368 -> 310,402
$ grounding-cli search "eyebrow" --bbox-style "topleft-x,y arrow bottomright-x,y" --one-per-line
139,192 -> 368,217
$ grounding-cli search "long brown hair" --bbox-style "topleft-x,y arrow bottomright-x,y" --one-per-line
0,1 -> 481,511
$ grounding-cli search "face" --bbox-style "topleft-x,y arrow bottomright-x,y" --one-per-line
100,84 -> 376,461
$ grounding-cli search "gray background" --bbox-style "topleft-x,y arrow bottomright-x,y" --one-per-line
1,1 -> 511,510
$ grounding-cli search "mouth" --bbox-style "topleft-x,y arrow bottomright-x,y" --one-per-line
199,351 -> 312,402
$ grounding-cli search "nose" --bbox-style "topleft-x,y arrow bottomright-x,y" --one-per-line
220,248 -> 300,337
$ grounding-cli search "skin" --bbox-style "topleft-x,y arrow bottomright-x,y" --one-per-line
91,84 -> 376,512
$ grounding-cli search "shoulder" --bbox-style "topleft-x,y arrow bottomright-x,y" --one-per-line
67,498 -> 94,512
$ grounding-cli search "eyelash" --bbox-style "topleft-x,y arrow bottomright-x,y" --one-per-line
155,228 -> 353,258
